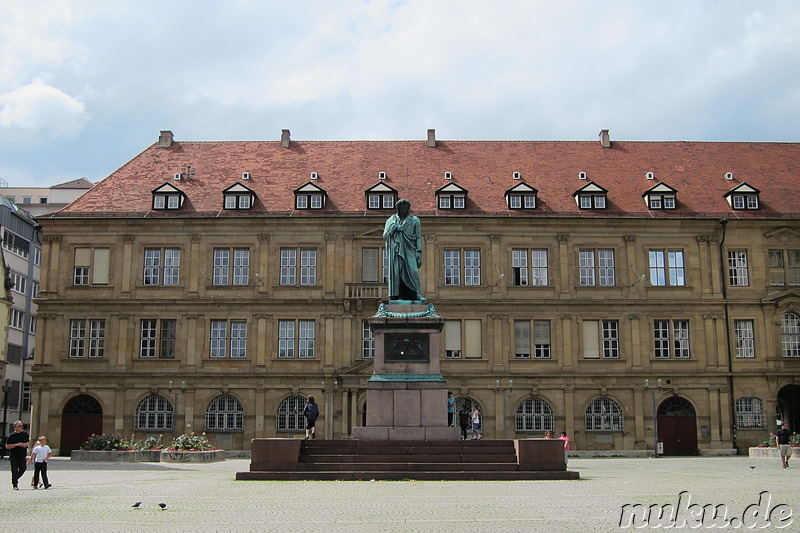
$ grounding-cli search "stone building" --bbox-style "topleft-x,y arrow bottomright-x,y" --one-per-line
32,129 -> 800,455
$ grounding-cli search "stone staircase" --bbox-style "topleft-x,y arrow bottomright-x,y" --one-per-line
237,439 -> 579,481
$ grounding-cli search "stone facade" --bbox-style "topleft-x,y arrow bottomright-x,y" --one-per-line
29,132 -> 800,455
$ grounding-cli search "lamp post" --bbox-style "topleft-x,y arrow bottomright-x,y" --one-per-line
1,379 -> 11,459
644,379 -> 662,458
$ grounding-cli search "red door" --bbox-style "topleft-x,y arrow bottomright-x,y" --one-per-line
59,395 -> 103,456
657,397 -> 698,456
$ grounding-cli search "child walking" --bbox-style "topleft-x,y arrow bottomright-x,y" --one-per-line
28,436 -> 52,489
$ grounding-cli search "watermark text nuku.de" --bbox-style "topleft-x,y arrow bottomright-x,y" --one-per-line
619,491 -> 793,529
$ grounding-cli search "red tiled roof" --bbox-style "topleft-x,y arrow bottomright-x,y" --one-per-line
51,177 -> 94,189
49,139 -> 800,220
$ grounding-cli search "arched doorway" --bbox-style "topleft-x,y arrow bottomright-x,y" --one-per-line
657,396 -> 697,456
60,395 -> 103,456
777,385 -> 800,432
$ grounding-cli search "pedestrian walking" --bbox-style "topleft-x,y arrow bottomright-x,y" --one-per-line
5,421 -> 29,490
471,405 -> 481,440
27,436 -> 52,489
28,438 -> 41,487
303,396 -> 319,440
775,422 -> 792,468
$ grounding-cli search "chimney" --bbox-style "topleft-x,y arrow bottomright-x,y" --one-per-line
427,128 -> 436,148
599,129 -> 611,148
281,129 -> 291,148
158,130 -> 174,148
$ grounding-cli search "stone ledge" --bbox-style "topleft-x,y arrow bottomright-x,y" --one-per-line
748,446 -> 798,458
161,450 -> 226,463
71,450 -> 163,462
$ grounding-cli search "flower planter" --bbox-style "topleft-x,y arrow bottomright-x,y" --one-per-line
160,449 -> 225,463
71,450 -> 163,462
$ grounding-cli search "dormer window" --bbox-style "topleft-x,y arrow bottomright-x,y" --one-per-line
294,182 -> 326,210
725,182 -> 760,210
151,183 -> 186,211
643,182 -> 677,210
436,183 -> 468,210
365,182 -> 397,210
505,182 -> 538,210
573,182 -> 608,210
223,183 -> 256,210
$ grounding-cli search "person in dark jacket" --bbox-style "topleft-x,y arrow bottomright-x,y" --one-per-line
458,406 -> 471,441
303,396 -> 319,439
5,421 -> 29,490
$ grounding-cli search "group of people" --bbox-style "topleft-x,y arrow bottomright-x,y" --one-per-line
451,393 -> 483,440
5,420 -> 52,490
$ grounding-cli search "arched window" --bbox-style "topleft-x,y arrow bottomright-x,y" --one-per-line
277,396 -> 307,432
515,398 -> 555,432
585,397 -> 624,432
657,397 -> 696,417
135,395 -> 173,431
205,395 -> 244,432
781,313 -> 800,357
735,397 -> 765,429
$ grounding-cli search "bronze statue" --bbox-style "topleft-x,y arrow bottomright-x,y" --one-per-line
383,199 -> 424,301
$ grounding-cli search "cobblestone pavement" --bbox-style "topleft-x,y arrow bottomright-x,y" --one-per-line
0,455 -> 797,532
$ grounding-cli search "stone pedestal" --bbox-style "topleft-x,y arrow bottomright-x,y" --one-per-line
353,303 -> 460,440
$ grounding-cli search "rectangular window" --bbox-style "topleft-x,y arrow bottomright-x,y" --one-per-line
139,319 -> 176,358
769,250 -> 800,287
583,320 -> 619,359
368,195 -> 380,209
213,249 -> 230,285
580,249 -> 615,286
734,320 -> 755,358
210,320 -> 247,358
9,271 -> 26,295
653,319 -> 690,358
21,382 -> 31,412
70,319 -> 106,358
2,230 -> 30,258
444,249 -> 460,286
278,320 -> 315,358
73,247 -> 110,285
144,248 -> 180,286
728,250 -> 749,286
233,249 -> 250,286
534,320 -> 551,359
444,320 -> 481,359
281,248 -> 317,286
649,250 -> 685,286
512,249 -> 548,287
6,344 -> 22,365
514,320 -> 531,358
9,309 -> 25,330
514,320 -> 551,359
362,320 -> 375,359
362,247 -> 387,283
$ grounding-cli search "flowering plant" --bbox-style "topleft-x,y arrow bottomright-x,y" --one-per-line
80,434 -> 134,451
141,434 -> 164,450
168,432 -> 216,451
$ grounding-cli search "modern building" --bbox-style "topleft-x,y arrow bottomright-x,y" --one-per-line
32,130 -> 800,455
1,177 -> 94,217
0,196 -> 42,440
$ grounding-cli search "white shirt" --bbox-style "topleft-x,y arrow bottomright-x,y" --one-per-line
32,444 -> 52,463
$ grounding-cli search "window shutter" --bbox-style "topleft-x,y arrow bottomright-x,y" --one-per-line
464,319 -> 482,358
583,320 -> 599,358
93,248 -> 110,284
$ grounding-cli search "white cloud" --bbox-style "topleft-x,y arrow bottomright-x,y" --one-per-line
0,79 -> 88,138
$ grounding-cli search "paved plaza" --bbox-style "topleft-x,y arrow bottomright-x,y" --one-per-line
0,455 -> 797,532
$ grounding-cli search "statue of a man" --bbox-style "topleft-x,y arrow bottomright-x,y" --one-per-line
383,199 -> 424,301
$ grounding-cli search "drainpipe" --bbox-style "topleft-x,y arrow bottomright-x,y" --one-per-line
718,219 -> 737,452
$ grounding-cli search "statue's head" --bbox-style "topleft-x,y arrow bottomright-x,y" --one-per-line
396,198 -> 411,215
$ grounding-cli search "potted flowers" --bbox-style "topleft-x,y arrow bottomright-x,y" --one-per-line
72,434 -> 163,462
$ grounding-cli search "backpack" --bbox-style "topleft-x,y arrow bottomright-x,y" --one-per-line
305,403 -> 319,420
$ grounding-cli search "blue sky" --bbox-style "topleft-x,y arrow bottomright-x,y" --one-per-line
1,0 -> 799,187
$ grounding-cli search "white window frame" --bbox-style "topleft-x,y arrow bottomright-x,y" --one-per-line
653,319 -> 690,359
139,319 -> 176,359
781,313 -> 800,358
205,395 -> 244,432
278,319 -> 315,359
735,397 -> 765,429
515,398 -> 554,432
362,320 -> 375,359
580,249 -> 615,287
649,250 -> 685,286
136,395 -> 174,431
585,397 -> 624,432
210,319 -> 247,359
734,319 -> 755,358
69,319 -> 106,358
727,250 -> 749,287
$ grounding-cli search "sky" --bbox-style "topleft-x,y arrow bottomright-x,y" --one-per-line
1,0 -> 799,188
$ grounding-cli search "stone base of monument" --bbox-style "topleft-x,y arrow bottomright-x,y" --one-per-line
354,303 -> 460,440
236,438 -> 580,481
